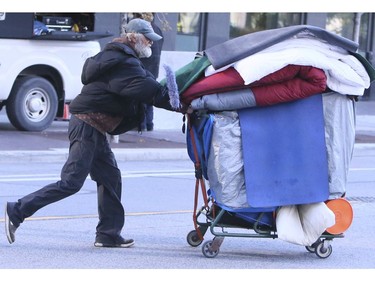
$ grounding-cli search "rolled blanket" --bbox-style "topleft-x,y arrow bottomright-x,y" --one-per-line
252,65 -> 327,106
183,64 -> 327,110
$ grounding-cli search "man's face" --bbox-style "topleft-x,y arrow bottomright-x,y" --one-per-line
134,34 -> 152,58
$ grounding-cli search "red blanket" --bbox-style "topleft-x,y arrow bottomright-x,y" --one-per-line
181,65 -> 327,106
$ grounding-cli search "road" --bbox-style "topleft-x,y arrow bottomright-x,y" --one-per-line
0,155 -> 374,273
1,106 -> 375,279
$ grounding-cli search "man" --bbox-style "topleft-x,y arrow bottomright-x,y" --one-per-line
134,13 -> 164,131
4,18 -> 179,248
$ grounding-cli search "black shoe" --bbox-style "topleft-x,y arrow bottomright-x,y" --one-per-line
94,236 -> 134,248
5,202 -> 18,244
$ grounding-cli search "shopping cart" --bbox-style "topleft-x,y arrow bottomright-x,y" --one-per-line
184,95 -> 352,259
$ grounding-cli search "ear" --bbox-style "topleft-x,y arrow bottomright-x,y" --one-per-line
128,33 -> 137,43
112,37 -> 126,43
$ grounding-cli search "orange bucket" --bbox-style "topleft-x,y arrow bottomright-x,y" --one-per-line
325,198 -> 353,235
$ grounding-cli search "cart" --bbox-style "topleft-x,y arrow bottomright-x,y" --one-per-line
184,94 -> 352,259
187,201 -> 344,259
170,25 -> 371,260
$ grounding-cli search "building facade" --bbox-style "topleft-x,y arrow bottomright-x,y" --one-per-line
95,12 -> 375,100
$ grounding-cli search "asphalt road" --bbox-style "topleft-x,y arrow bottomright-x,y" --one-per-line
0,156 -> 374,271
1,102 -> 375,279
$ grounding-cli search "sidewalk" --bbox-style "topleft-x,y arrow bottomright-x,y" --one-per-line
1,100 -> 375,162
0,128 -> 189,162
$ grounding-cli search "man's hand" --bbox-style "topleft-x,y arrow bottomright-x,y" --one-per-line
178,102 -> 193,114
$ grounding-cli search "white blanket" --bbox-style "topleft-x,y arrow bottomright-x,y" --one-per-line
276,202 -> 335,246
205,37 -> 370,96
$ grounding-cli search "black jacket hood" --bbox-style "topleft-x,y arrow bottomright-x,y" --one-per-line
81,42 -> 138,85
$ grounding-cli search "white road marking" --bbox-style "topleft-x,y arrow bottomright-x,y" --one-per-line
0,170 -> 194,182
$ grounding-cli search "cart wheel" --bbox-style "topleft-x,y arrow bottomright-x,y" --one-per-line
305,245 -> 315,253
315,241 -> 333,259
187,230 -> 203,247
202,240 -> 219,258
305,239 -> 320,253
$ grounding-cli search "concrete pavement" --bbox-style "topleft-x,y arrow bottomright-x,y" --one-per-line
0,129 -> 189,162
0,112 -> 189,162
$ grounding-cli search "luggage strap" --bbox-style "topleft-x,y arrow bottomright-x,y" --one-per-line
188,114 -> 209,241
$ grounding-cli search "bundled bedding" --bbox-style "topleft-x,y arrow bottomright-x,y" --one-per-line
186,64 -> 327,110
166,25 -> 375,245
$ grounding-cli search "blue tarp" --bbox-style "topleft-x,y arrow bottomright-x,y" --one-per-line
238,94 -> 329,207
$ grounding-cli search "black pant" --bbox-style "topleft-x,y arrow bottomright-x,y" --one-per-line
141,103 -> 154,130
10,115 -> 124,240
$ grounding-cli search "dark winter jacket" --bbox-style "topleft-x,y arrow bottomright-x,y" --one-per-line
69,42 -> 171,134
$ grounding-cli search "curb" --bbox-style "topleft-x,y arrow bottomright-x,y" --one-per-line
0,148 -> 190,163
1,144 -> 375,163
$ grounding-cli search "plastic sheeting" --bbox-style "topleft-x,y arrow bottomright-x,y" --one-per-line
323,92 -> 356,199
206,92 -> 354,208
207,111 -> 250,209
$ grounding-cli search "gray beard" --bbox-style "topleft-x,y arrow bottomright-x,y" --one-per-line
135,41 -> 152,58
